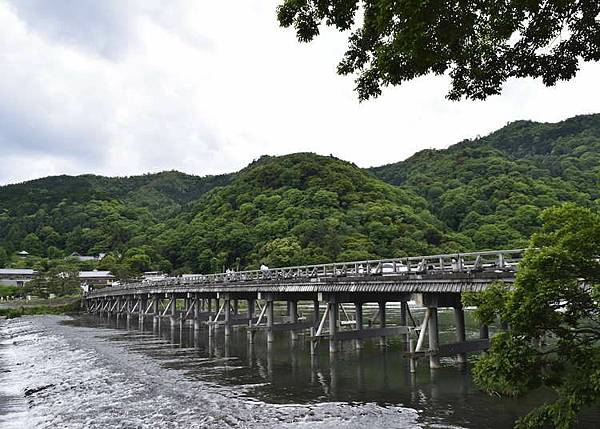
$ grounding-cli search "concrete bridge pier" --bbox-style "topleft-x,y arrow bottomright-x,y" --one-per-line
428,307 -> 441,369
328,300 -> 339,354
224,298 -> 231,338
289,300 -> 299,342
194,293 -> 201,332
247,298 -> 256,344
379,301 -> 387,348
454,305 -> 467,364
137,296 -> 145,328
400,302 -> 409,344
169,293 -> 177,328
355,302 -> 363,350
126,297 -> 132,325
152,295 -> 160,330
266,300 -> 275,343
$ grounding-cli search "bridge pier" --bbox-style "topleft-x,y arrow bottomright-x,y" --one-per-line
194,293 -> 201,331
400,301 -> 409,343
328,300 -> 338,354
289,300 -> 299,342
379,301 -> 387,348
224,298 -> 231,337
266,300 -> 275,343
454,305 -> 467,364
428,307 -> 441,369
152,295 -> 159,330
355,302 -> 363,350
169,293 -> 177,327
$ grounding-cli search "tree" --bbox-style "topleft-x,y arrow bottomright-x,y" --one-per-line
464,204 -> 600,428
0,246 -> 8,267
21,233 -> 44,256
277,1 -> 600,100
23,268 -> 81,298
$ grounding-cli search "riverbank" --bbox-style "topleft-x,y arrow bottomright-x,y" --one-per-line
0,298 -> 80,319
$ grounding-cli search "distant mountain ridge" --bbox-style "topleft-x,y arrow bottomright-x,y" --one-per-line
0,114 -> 597,275
0,171 -> 233,219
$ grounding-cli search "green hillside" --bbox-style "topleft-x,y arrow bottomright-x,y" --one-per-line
154,154 -> 466,273
0,114 -> 598,277
370,114 -> 600,249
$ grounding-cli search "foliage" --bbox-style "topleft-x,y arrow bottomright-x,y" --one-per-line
158,153 -> 462,273
465,204 -> 600,429
0,114 -> 598,279
23,269 -> 82,298
371,114 -> 600,249
0,301 -> 81,319
0,284 -> 23,298
277,1 -> 600,101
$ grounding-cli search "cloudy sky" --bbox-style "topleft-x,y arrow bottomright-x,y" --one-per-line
1,0 -> 599,185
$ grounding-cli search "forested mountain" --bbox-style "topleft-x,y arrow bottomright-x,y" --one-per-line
0,114 -> 598,277
153,154 -> 467,273
370,114 -> 600,249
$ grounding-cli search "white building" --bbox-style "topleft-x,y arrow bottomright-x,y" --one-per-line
0,268 -> 37,287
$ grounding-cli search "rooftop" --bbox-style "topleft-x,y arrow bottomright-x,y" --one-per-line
0,268 -> 37,275
79,271 -> 114,279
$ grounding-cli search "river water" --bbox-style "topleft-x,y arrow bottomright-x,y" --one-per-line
0,306 -> 598,428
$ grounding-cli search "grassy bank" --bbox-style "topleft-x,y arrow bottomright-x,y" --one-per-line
0,299 -> 81,319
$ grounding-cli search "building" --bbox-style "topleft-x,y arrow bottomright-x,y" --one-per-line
16,250 -> 29,258
79,270 -> 115,292
69,252 -> 107,262
0,268 -> 37,287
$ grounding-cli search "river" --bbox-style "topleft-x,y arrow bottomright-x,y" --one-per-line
0,306 -> 598,428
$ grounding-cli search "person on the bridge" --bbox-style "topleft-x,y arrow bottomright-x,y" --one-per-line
260,264 -> 270,276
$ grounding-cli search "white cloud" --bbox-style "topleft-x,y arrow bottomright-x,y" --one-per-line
0,0 -> 599,185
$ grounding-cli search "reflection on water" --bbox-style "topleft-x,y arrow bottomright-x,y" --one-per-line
77,304 -> 598,429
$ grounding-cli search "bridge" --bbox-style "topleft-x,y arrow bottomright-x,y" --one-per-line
83,249 -> 525,371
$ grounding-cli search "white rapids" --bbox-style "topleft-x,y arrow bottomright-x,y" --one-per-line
0,316 -> 423,429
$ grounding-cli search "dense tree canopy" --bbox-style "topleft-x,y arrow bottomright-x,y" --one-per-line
0,114 -> 598,280
277,1 -> 600,100
464,204 -> 600,428
370,114 -> 600,249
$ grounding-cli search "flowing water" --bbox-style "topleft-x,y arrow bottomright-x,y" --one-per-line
0,305 -> 598,428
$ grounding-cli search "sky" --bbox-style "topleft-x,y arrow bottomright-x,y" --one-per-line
1,0 -> 599,186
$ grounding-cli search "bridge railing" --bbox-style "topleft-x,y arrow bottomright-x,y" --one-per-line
96,249 -> 528,294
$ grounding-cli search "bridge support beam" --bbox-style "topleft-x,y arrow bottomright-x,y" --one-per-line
355,302 -> 363,350
379,301 -> 387,347
224,298 -> 231,337
266,300 -> 275,343
313,300 -> 320,328
169,293 -> 177,327
289,300 -> 299,342
454,305 -> 467,364
328,300 -> 339,354
194,293 -> 201,331
428,307 -> 441,369
152,295 -> 160,330
400,301 -> 409,343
